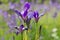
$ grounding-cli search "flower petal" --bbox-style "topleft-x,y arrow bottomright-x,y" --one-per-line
33,11 -> 39,18
14,10 -> 22,16
24,2 -> 30,10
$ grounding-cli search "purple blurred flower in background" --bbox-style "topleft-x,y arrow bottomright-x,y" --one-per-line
7,14 -> 17,29
49,0 -> 58,6
0,9 -> 3,13
2,11 -> 17,35
56,4 -> 60,10
9,2 -> 19,9
3,11 -> 17,33
3,11 -> 8,22
9,2 -> 16,9
20,0 -> 25,4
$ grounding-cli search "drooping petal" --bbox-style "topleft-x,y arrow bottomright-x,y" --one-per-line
14,10 -> 22,16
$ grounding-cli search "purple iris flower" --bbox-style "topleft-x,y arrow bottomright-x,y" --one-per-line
33,11 -> 39,23
15,25 -> 24,35
14,9 -> 28,21
33,8 -> 46,23
19,25 -> 24,32
33,10 -> 46,23
14,2 -> 30,21
15,25 -> 28,35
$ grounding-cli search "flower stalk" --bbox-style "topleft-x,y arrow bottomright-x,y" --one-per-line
35,22 -> 40,40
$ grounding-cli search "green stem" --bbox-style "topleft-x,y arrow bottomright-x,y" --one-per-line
23,23 -> 28,40
35,22 -> 39,40
20,32 -> 23,40
13,35 -> 15,40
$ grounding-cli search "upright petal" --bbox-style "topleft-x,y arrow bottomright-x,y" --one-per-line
24,2 -> 30,10
33,11 -> 39,19
33,11 -> 39,22
19,25 -> 24,32
21,10 -> 28,21
22,10 -> 28,17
